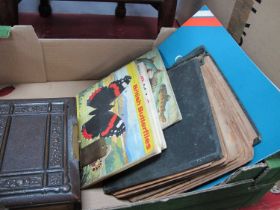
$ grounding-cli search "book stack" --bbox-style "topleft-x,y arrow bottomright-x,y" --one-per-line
76,49 -> 182,188
77,47 -> 259,201
97,47 -> 259,201
0,46 -> 259,205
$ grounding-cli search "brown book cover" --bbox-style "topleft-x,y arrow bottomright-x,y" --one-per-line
0,98 -> 80,208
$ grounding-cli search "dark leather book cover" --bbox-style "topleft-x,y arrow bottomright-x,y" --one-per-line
103,56 -> 223,194
0,98 -> 80,208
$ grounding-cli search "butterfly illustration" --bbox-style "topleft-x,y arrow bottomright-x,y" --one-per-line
82,75 -> 132,140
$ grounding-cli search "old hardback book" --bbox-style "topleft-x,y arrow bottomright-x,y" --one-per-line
0,98 -> 80,208
103,47 -> 259,201
77,61 -> 165,188
134,52 -> 259,201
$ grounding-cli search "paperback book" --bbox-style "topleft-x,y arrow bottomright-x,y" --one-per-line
76,61 -> 165,188
136,49 -> 182,129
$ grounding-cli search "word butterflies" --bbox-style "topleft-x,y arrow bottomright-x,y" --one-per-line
82,76 -> 132,140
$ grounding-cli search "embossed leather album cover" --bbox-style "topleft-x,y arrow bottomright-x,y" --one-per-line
0,98 -> 80,208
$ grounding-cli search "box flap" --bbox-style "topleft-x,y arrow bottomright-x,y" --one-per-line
39,28 -> 175,82
153,27 -> 176,47
0,26 -> 175,84
41,39 -> 154,81
0,81 -> 96,100
0,26 -> 46,84
226,163 -> 267,184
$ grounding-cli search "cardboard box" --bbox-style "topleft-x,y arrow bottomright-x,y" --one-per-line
205,0 -> 280,88
176,1 -> 280,88
1,25 -> 280,210
175,0 -> 204,25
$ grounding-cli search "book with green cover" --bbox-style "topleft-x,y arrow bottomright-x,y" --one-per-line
76,61 -> 165,188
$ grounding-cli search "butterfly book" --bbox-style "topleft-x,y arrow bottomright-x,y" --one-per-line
77,61 -> 165,188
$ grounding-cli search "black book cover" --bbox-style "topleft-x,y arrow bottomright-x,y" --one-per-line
0,98 -> 80,208
103,54 -> 223,194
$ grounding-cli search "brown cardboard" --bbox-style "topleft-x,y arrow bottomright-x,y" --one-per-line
177,0 -> 237,27
41,39 -> 154,81
206,0 -> 236,28
203,0 -> 280,88
0,26 -> 46,84
0,81 -> 96,99
82,188 -> 129,210
242,1 -> 280,88
176,0 -> 204,25
227,0 -> 254,42
153,27 -> 176,47
0,25 -> 157,84
0,25 -> 175,210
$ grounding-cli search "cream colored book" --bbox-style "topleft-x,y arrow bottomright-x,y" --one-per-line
136,49 -> 182,129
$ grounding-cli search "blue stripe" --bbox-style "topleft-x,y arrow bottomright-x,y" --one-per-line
200,5 -> 210,11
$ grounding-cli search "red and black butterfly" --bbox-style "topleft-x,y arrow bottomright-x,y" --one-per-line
82,75 -> 132,140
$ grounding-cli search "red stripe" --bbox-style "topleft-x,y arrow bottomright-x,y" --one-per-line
82,128 -> 93,140
183,17 -> 222,27
89,87 -> 102,101
0,86 -> 15,97
101,114 -> 118,137
109,83 -> 120,96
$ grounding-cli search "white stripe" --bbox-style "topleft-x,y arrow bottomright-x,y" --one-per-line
116,120 -> 123,128
193,10 -> 214,17
175,55 -> 183,62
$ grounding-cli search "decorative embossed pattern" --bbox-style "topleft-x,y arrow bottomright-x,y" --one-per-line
0,99 -> 77,204
0,105 -> 10,114
49,115 -> 64,168
0,175 -> 42,190
14,103 -> 48,114
47,172 -> 63,187
51,102 -> 64,113
0,117 -> 7,140
0,117 -> 7,154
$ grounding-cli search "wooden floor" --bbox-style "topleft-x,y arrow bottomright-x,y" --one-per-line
19,12 -> 178,39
